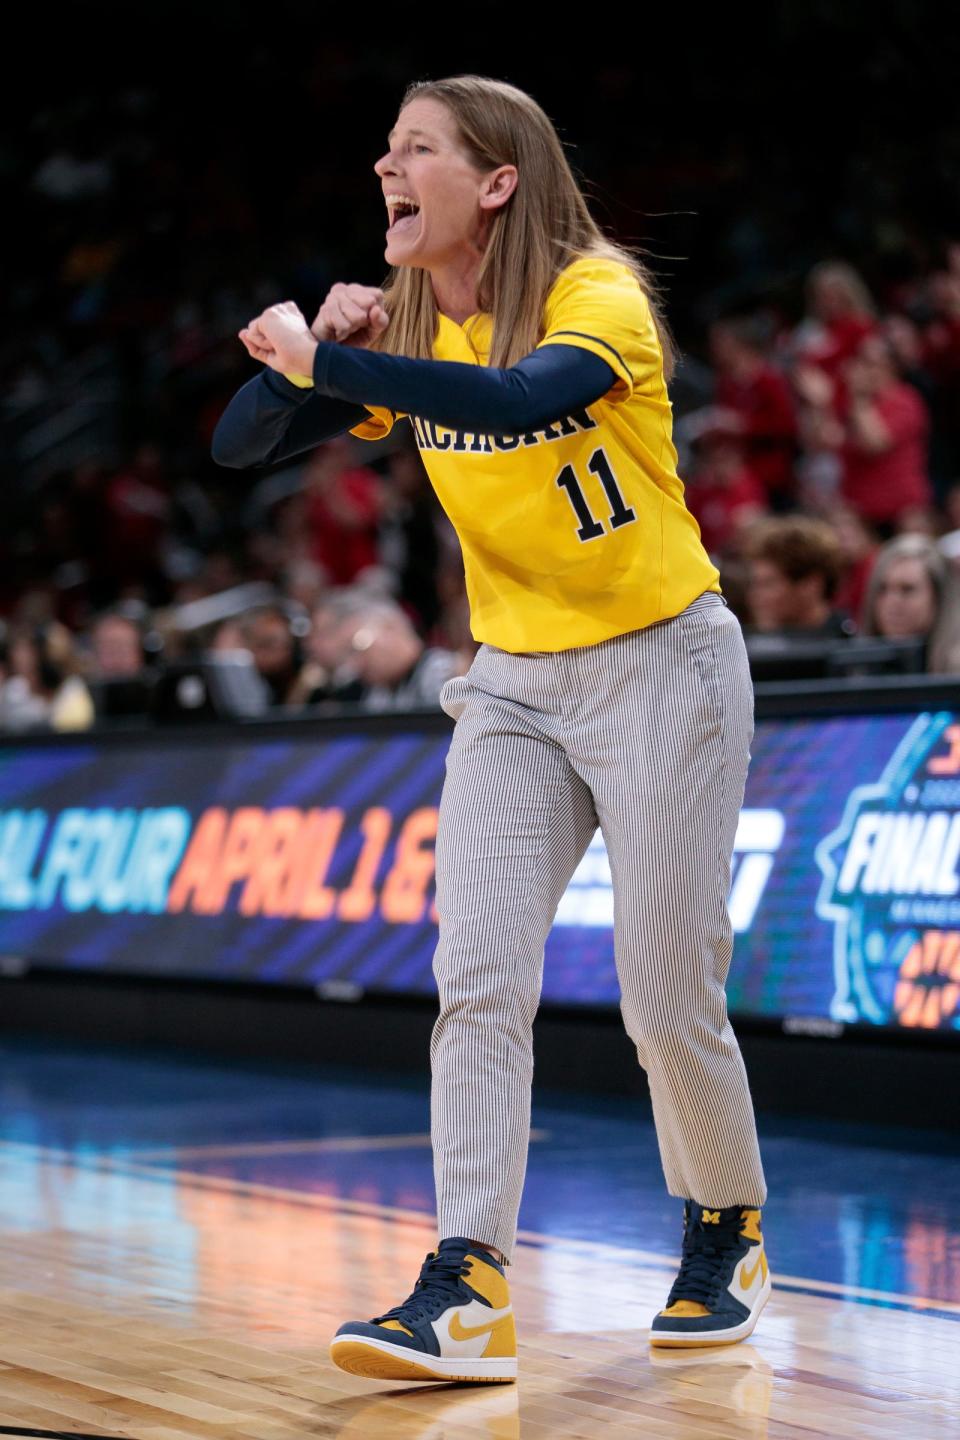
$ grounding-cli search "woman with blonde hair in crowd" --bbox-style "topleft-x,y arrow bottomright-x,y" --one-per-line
0,622 -> 94,732
791,259 -> 877,380
859,532 -> 960,673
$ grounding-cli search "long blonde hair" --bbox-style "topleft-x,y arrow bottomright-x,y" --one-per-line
372,75 -> 678,378
860,532 -> 960,673
805,260 -> 877,320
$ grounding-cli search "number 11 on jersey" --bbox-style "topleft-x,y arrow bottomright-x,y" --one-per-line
556,447 -> 637,542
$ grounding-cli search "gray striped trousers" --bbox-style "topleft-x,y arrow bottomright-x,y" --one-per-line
430,589 -> 768,1261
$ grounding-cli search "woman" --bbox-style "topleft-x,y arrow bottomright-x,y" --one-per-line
860,532 -> 960,673
0,622 -> 93,733
790,259 -> 877,381
213,74 -> 770,1381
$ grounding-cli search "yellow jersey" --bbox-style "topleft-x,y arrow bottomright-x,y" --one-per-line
350,255 -> 720,652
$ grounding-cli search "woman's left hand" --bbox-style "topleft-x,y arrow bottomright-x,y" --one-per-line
239,302 -> 318,377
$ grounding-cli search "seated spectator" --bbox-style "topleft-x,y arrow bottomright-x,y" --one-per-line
289,589 -> 370,706
339,600 -> 465,712
859,533 -> 960,673
0,622 -> 93,732
240,605 -> 306,706
83,606 -> 159,722
707,316 -> 798,507
684,426 -> 767,559
742,515 -> 854,637
88,608 -> 148,680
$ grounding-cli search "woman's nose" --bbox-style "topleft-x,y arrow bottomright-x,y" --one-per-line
374,151 -> 396,178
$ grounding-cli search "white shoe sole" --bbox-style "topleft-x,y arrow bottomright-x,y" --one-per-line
649,1276 -> 772,1348
330,1333 -> 517,1383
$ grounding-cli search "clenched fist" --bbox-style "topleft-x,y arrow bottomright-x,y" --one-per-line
312,283 -> 389,348
238,301 -> 318,377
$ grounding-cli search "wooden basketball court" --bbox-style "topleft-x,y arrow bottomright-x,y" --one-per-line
0,1040 -> 956,1439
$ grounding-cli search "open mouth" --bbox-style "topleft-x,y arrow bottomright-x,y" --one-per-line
385,193 -> 422,235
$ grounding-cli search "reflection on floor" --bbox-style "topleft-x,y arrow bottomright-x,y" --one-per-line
0,1034 -> 956,1438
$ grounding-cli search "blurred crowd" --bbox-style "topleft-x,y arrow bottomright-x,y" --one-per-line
677,252 -> 960,678
4,243 -> 960,733
0,429 -> 477,731
4,27 -> 960,732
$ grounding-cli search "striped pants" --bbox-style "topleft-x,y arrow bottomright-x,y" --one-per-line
431,590 -> 767,1261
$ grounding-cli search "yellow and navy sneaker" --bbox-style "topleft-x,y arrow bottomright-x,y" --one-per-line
650,1201 -> 771,1348
329,1237 -> 517,1383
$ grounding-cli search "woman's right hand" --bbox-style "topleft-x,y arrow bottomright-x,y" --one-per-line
312,283 -> 389,348
238,319 -> 276,364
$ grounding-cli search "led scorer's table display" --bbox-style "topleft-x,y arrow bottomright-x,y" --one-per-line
1,706 -> 958,1033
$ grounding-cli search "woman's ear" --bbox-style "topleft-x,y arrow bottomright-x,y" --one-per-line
479,165 -> 518,212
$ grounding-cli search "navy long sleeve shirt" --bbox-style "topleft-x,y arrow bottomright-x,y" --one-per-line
211,342 -> 615,469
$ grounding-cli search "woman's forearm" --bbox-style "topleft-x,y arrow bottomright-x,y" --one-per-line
310,341 -> 616,433
211,369 -> 368,469
213,342 -> 617,468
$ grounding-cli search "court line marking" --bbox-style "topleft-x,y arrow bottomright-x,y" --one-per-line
2,1139 -> 958,1321
0,1430 -> 123,1439
124,1128 -> 550,1161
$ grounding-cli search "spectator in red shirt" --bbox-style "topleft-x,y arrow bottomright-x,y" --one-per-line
797,334 -> 933,533
789,260 -> 878,381
838,335 -> 932,534
302,436 -> 383,587
708,317 -> 798,507
684,426 -> 767,559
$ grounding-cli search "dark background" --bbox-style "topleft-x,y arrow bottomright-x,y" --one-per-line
2,2 -> 958,657
8,2 -> 959,384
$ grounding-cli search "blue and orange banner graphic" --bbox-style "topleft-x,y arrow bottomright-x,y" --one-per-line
0,713 -> 959,1032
